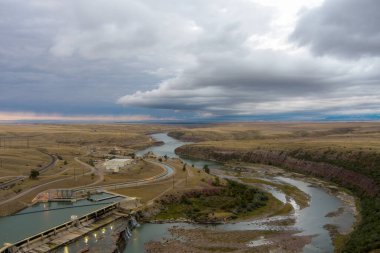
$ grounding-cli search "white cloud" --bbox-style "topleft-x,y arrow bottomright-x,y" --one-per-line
1,0 -> 379,119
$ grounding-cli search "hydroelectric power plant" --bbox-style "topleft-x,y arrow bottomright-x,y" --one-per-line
0,191 -> 140,253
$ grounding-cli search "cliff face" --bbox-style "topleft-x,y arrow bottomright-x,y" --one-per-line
176,146 -> 379,197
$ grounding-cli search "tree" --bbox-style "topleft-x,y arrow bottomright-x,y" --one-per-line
203,164 -> 210,174
164,155 -> 168,161
183,163 -> 187,172
64,160 -> 68,165
158,157 -> 163,162
88,159 -> 95,167
29,169 -> 39,179
212,177 -> 220,186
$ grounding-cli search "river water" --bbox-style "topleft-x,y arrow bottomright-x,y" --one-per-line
127,133 -> 356,253
0,193 -> 123,246
136,133 -> 222,169
0,133 -> 356,253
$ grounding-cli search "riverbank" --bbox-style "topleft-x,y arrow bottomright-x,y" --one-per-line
175,144 -> 368,252
145,227 -> 313,253
150,180 -> 270,223
116,132 -> 357,253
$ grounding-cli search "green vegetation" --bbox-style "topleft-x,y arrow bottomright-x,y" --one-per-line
171,123 -> 380,252
240,178 -> 310,208
343,197 -> 380,252
286,149 -> 380,252
29,169 -> 39,179
203,164 -> 210,174
154,180 -> 268,222
87,159 -> 95,167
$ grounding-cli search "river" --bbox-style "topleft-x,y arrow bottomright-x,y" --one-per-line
0,133 -> 356,253
126,133 -> 356,253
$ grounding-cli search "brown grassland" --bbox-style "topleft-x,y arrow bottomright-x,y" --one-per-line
1,122 -> 380,252
171,122 -> 380,253
0,124 -> 174,215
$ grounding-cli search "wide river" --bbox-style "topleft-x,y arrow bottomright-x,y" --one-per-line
127,133 -> 356,253
0,133 -> 356,253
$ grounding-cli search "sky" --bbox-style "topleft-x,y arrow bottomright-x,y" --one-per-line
0,0 -> 379,122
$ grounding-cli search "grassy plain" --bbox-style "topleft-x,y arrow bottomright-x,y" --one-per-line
1,122 -> 380,252
170,122 -> 380,253
0,124 -> 174,214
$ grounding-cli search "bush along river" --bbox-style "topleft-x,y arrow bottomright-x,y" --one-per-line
129,133 -> 357,253
54,133 -> 357,253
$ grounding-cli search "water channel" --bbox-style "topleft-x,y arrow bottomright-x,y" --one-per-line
0,193 -> 123,246
127,133 -> 356,253
0,133 -> 356,253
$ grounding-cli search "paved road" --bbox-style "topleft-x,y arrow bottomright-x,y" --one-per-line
74,160 -> 174,191
0,153 -> 57,190
73,157 -> 104,186
0,157 -> 94,206
0,159 -> 174,207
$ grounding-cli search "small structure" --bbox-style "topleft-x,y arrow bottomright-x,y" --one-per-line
104,158 -> 133,173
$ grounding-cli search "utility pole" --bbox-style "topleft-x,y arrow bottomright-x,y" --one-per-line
185,169 -> 188,186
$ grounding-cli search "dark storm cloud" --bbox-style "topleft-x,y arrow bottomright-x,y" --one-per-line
1,0 -> 380,120
0,0 -> 160,115
291,0 -> 380,59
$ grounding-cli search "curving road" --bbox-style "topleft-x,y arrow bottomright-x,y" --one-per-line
0,158 -> 175,207
74,160 -> 175,192
0,153 -> 57,190
0,157 -> 95,206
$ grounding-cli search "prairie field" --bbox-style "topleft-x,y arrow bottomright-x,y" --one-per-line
0,123 -> 174,214
1,122 -> 380,252
171,122 -> 380,253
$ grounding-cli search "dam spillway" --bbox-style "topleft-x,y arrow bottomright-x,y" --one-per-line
0,193 -> 125,252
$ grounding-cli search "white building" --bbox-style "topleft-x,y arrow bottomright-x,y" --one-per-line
104,158 -> 133,173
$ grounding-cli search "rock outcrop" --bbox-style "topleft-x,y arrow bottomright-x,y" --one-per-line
176,146 -> 379,196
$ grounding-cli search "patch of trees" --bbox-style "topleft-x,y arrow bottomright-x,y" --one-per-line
29,169 -> 39,179
177,145 -> 380,252
157,180 -> 268,222
88,159 -> 95,167
203,164 -> 210,174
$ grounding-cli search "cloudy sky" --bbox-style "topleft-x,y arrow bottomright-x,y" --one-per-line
0,0 -> 379,121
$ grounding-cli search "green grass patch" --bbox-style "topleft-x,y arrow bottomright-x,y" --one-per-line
154,180 -> 269,222
241,177 -> 310,208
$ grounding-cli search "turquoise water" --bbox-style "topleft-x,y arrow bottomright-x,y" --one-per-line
13,133 -> 355,253
127,133 -> 356,253
0,193 -> 123,246
136,133 -> 222,169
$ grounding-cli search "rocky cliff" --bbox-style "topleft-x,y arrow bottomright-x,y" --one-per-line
175,145 -> 379,197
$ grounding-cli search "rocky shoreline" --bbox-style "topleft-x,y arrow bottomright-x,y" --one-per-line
175,145 -> 379,196
145,227 -> 313,253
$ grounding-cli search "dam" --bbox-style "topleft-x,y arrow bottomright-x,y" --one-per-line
0,192 -> 136,253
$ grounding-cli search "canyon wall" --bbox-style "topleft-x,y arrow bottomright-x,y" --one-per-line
176,146 -> 379,197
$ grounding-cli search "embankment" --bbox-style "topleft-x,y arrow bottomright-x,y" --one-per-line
175,145 -> 380,253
